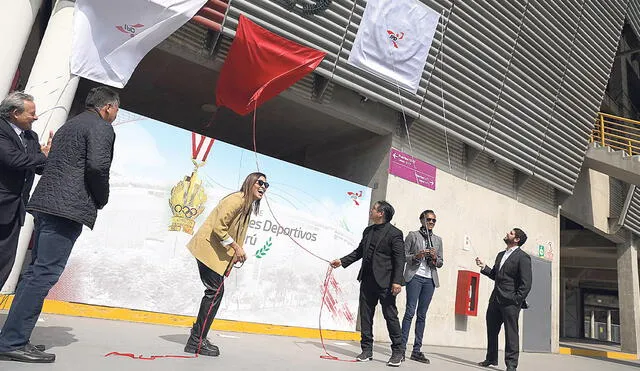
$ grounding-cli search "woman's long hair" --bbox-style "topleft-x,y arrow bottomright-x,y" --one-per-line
239,172 -> 266,215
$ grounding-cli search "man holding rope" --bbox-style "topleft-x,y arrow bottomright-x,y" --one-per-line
331,200 -> 405,367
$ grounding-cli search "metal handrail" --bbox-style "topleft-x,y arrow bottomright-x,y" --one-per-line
592,112 -> 640,156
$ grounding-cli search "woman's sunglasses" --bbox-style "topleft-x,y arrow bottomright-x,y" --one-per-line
425,218 -> 436,223
256,179 -> 270,189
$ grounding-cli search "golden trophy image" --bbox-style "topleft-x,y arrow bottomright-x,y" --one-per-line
168,159 -> 208,235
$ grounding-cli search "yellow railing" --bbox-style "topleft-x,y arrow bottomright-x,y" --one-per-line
592,112 -> 640,156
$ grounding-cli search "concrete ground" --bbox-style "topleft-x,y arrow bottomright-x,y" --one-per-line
0,313 -> 639,370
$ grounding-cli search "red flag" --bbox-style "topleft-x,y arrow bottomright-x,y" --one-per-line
215,15 -> 326,115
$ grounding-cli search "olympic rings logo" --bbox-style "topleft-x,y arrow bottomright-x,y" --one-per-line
174,205 -> 198,218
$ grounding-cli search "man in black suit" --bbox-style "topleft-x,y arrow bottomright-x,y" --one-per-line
475,228 -> 532,371
331,200 -> 405,367
0,92 -> 51,290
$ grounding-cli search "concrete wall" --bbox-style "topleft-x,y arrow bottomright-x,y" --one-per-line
382,172 -> 560,350
304,134 -> 392,206
562,168 -> 613,236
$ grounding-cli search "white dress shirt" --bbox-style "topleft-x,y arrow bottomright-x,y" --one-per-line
8,121 -> 26,147
8,121 -> 23,137
415,233 -> 433,279
499,246 -> 519,269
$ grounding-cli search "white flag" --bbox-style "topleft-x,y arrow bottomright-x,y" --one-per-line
71,0 -> 207,88
348,0 -> 440,93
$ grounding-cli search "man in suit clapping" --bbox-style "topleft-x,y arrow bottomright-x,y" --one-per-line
0,92 -> 51,290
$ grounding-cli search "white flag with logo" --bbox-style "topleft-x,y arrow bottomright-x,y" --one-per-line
71,0 -> 206,88
348,0 -> 440,93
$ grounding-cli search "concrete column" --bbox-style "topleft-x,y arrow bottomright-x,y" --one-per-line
607,310 -> 612,342
590,311 -> 595,339
617,234 -> 640,354
560,278 -> 566,338
0,0 -> 43,97
1,0 -> 78,294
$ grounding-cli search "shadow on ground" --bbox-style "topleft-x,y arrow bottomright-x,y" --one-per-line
1,313 -> 78,350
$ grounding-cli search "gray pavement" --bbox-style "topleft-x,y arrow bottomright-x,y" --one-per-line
0,312 -> 638,370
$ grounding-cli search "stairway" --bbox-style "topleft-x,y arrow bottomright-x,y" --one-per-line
584,142 -> 640,186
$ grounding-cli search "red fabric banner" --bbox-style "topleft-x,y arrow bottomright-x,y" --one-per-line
215,15 -> 326,115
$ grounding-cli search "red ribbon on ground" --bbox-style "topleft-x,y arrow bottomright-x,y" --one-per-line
104,352 -> 195,360
318,266 -> 358,362
105,265 -> 230,361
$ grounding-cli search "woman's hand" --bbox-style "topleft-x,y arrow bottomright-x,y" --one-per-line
232,242 -> 247,263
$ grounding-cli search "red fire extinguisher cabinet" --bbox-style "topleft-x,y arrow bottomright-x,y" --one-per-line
455,270 -> 480,316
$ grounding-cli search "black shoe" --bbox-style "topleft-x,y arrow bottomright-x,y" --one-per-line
0,345 -> 55,363
478,360 -> 498,367
27,343 -> 45,352
387,353 -> 403,367
356,351 -> 373,362
410,351 -> 430,364
184,337 -> 220,357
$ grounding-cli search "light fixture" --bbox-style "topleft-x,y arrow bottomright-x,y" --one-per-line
201,103 -> 218,113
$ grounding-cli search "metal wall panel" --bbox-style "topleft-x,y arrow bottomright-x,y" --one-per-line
537,0 -> 627,192
221,0 -> 626,196
624,188 -> 640,235
517,175 -> 557,216
628,0 -> 640,39
165,22 -> 209,53
609,178 -> 626,219
465,152 -> 516,199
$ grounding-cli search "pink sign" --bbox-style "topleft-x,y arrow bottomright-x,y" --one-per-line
388,148 -> 436,190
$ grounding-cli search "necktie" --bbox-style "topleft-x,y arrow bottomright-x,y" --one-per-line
19,131 -> 27,151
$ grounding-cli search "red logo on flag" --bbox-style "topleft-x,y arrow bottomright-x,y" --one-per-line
116,23 -> 144,38
386,30 -> 405,48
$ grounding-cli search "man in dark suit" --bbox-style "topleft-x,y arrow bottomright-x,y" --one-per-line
0,86 -> 118,364
0,92 -> 51,290
475,228 -> 532,371
331,200 -> 405,367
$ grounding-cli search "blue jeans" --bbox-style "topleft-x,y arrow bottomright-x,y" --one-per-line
0,213 -> 82,352
401,275 -> 435,353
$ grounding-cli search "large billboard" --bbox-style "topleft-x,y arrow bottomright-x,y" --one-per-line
46,110 -> 370,331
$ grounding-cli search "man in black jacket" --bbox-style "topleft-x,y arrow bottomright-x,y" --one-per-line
331,200 -> 405,367
0,92 -> 51,290
0,87 -> 118,364
475,228 -> 532,371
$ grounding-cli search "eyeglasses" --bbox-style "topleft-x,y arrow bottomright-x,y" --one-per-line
256,179 -> 269,189
425,218 -> 437,223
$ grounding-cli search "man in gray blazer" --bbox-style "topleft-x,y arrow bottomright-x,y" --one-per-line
400,209 -> 443,364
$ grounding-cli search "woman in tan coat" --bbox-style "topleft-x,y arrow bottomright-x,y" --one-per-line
184,172 -> 268,356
